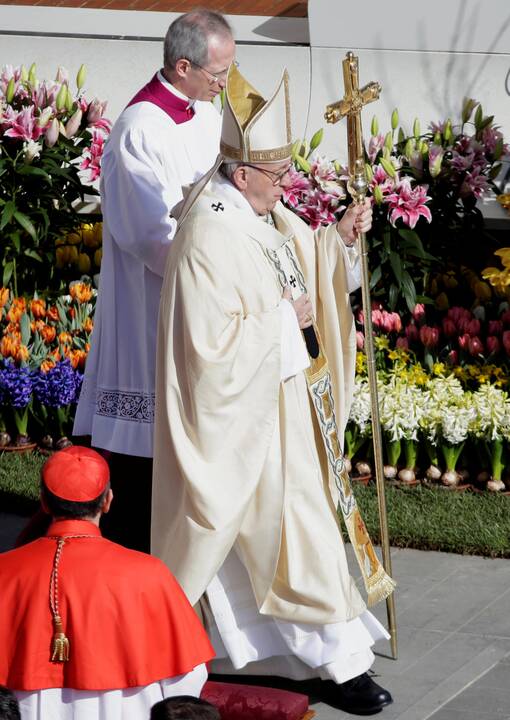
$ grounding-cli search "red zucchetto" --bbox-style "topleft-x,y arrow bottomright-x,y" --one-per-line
42,446 -> 109,502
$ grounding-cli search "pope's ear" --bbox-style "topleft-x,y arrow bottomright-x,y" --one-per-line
232,165 -> 249,191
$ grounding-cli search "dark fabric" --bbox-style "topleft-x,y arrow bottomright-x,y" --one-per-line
201,681 -> 309,720
99,452 -> 153,553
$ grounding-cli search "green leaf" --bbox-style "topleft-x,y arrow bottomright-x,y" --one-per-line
11,231 -> 21,254
369,264 -> 382,289
389,283 -> 398,310
389,250 -> 403,283
0,201 -> 15,231
2,262 -> 13,287
13,211 -> 37,242
415,295 -> 435,305
401,270 -> 417,312
24,249 -> 43,262
16,165 -> 52,182
20,312 -> 31,346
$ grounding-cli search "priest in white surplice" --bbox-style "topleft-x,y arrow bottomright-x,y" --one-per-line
73,10 -> 235,552
152,65 -> 395,715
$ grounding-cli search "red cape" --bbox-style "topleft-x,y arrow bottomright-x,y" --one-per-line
127,73 -> 195,124
0,519 -> 214,691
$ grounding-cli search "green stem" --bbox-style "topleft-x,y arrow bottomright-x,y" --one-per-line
386,438 -> 402,466
491,438 -> 505,482
13,407 -> 28,436
440,441 -> 465,471
424,438 -> 439,466
404,438 -> 418,469
12,256 -> 18,298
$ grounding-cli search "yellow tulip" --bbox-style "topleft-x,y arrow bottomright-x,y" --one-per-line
473,281 -> 492,301
81,224 -> 96,248
68,246 -> 79,264
494,248 -> 510,269
78,253 -> 92,273
56,247 -> 66,268
94,249 -> 102,268
67,232 -> 82,246
435,292 -> 449,311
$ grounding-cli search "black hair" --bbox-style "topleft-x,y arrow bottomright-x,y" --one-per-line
150,696 -> 220,720
0,686 -> 21,720
40,483 -> 110,519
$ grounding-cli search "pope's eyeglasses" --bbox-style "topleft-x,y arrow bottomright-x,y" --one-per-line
243,162 -> 293,186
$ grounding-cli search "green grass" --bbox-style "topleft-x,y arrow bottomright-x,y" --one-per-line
1,453 -> 509,558
352,482 -> 510,558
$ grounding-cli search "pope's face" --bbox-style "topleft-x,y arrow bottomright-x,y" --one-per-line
243,160 -> 293,215
184,35 -> 236,101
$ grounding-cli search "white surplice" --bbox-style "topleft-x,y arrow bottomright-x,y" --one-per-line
73,74 -> 221,457
15,664 -> 207,720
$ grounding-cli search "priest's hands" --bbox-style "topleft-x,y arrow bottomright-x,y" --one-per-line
336,198 -> 373,247
283,286 -> 314,330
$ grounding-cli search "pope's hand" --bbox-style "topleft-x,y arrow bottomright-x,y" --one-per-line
283,286 -> 313,330
336,198 -> 372,246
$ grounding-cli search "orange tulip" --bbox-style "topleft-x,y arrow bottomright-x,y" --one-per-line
40,359 -> 56,373
83,317 -> 94,334
7,298 -> 26,324
15,344 -> 29,363
30,298 -> 46,319
33,319 -> 46,334
0,288 -> 9,308
46,306 -> 59,323
58,331 -> 73,346
41,325 -> 57,344
69,282 -> 93,304
6,323 -> 21,339
69,349 -> 87,370
0,335 -> 16,359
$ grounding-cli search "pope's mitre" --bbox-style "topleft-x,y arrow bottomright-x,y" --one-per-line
220,63 -> 293,163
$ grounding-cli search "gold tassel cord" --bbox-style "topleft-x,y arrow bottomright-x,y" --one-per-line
49,537 -> 70,663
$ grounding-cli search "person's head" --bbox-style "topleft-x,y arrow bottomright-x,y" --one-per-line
0,686 -> 21,720
220,158 -> 293,216
40,446 -> 112,524
150,695 -> 220,720
163,9 -> 235,101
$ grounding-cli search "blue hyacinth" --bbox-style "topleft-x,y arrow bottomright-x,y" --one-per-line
33,359 -> 79,408
0,360 -> 33,409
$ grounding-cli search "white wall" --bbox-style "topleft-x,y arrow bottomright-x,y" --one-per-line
1,1 -> 509,165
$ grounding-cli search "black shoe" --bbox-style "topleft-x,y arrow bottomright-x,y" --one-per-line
319,672 -> 393,715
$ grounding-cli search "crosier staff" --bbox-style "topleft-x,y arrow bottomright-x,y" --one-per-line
325,51 -> 398,660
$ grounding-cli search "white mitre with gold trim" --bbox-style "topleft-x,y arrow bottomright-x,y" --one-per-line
175,64 -> 292,226
220,63 -> 292,163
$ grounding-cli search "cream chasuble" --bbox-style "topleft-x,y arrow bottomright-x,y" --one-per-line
152,179 -> 367,625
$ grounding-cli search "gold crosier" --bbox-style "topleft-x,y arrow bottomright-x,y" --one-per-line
325,52 -> 398,659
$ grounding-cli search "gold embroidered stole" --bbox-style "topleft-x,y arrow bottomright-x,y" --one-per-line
263,224 -> 395,607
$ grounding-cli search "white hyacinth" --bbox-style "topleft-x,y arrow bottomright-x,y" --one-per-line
440,402 -> 475,445
379,377 -> 426,442
349,377 -> 372,434
420,375 -> 467,445
470,383 -> 509,441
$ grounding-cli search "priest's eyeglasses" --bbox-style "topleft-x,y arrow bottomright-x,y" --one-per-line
243,162 -> 293,186
188,60 -> 239,84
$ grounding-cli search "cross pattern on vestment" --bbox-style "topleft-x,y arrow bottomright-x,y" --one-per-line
289,275 -> 297,288
324,52 -> 381,176
211,202 -> 224,212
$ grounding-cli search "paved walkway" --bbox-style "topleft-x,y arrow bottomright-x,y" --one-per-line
2,512 -> 509,720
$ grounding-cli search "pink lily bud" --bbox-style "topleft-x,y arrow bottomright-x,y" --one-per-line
356,331 -> 364,350
458,333 -> 470,351
503,331 -> 510,355
405,323 -> 419,342
486,336 -> 500,354
86,98 -> 106,125
45,117 -> 60,147
37,106 -> 53,128
396,337 -> 409,349
412,303 -> 426,322
468,336 -> 483,356
419,325 -> 439,348
442,318 -> 456,337
465,318 -> 481,336
488,320 -> 503,335
65,109 -> 82,139
55,66 -> 69,84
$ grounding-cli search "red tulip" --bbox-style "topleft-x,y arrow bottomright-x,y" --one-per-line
503,330 -> 510,355
372,309 -> 383,327
501,310 -> 510,326
465,318 -> 481,336
447,349 -> 458,365
396,337 -> 409,349
412,303 -> 426,322
486,336 -> 501,354
468,336 -> 484,356
442,318 -> 456,337
405,323 -> 419,342
419,325 -> 440,347
356,331 -> 365,349
390,312 -> 402,333
458,333 -> 470,350
488,320 -> 503,335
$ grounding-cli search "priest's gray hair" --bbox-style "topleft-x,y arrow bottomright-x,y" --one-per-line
164,10 -> 233,71
219,161 -> 242,183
